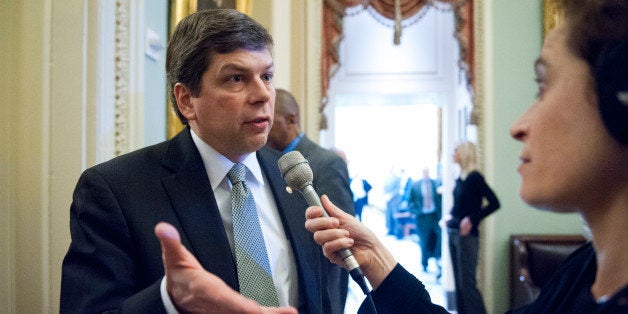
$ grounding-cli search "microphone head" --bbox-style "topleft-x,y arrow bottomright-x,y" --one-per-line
278,151 -> 314,191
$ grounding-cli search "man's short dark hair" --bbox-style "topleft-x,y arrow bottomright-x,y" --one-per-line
166,9 -> 274,124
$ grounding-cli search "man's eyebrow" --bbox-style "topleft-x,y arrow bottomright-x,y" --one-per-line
217,62 -> 275,74
218,63 -> 247,73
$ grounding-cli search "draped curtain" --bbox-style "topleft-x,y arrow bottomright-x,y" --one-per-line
320,0 -> 474,129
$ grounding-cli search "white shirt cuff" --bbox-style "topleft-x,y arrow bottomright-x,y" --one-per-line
160,276 -> 179,314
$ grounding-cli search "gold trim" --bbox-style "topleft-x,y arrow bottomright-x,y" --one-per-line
115,0 -> 131,156
236,0 -> 252,15
543,0 -> 561,38
166,0 -> 196,139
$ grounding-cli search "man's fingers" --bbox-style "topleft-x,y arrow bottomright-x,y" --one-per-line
262,306 -> 298,314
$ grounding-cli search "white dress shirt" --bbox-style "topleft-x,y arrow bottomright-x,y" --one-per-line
421,180 -> 435,214
161,130 -> 298,312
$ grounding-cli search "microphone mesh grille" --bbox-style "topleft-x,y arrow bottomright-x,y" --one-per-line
277,151 -> 314,190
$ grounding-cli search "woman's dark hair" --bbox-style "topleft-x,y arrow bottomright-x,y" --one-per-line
558,0 -> 628,144
166,9 -> 274,124
558,0 -> 628,69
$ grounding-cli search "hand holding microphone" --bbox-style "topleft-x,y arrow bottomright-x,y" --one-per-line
277,151 -> 360,269
278,151 -> 394,297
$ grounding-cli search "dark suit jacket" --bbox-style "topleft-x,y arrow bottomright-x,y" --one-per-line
294,136 -> 355,215
408,178 -> 442,217
293,135 -> 355,312
60,128 -> 346,314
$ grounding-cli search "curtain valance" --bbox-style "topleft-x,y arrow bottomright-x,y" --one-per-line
320,0 -> 474,129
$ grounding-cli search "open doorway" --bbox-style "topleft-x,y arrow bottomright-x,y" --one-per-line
334,100 -> 447,312
317,4 -> 473,313
335,99 -> 441,205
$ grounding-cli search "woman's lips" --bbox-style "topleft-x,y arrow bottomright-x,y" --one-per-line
517,156 -> 530,172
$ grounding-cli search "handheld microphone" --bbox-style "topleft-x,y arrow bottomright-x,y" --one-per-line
278,151 -> 370,295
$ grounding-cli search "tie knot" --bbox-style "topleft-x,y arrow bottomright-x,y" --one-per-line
227,163 -> 247,184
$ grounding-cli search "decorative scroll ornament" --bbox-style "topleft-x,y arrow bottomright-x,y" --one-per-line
114,0 -> 130,156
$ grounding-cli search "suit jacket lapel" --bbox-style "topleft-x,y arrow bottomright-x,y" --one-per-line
160,128 -> 239,290
157,132 -> 324,307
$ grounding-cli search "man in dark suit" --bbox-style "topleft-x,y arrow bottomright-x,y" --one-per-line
408,167 -> 442,278
60,10 -> 346,313
266,89 -> 355,217
266,89 -> 355,310
350,176 -> 372,221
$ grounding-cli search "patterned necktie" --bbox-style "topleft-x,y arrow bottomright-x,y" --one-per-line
227,163 -> 280,306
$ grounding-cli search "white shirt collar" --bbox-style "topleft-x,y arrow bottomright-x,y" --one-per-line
190,129 -> 265,190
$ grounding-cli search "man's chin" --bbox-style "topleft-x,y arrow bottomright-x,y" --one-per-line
248,135 -> 269,152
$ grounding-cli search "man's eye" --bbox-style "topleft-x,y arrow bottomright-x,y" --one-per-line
231,75 -> 243,82
262,73 -> 273,82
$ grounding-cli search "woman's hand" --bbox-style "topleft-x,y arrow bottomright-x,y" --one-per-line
460,217 -> 473,236
305,195 -> 397,289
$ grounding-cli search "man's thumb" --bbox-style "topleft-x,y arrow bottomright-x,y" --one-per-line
155,222 -> 185,269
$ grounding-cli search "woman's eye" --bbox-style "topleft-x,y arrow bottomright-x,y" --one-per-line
535,78 -> 546,98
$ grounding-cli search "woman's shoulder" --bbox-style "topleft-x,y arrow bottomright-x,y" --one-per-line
465,170 -> 485,183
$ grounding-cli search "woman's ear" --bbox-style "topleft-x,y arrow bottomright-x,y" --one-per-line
174,82 -> 196,122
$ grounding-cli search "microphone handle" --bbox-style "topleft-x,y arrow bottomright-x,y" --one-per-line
296,178 -> 374,307
300,185 -> 360,270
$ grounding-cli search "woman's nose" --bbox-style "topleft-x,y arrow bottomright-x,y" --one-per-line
510,115 -> 528,141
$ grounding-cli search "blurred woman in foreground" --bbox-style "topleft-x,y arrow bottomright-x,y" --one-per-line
305,0 -> 628,313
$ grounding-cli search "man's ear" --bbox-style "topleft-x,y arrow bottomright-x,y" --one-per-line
174,83 -> 196,121
287,113 -> 298,126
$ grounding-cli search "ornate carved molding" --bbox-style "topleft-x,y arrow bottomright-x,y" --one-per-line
114,0 -> 130,156
473,0 -> 489,300
473,0 -> 484,170
306,0 -> 324,141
